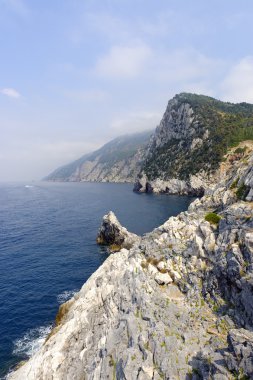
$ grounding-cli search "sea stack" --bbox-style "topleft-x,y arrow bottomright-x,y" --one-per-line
96,211 -> 140,251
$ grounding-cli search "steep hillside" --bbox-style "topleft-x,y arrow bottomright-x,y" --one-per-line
46,93 -> 253,193
45,130 -> 152,183
10,139 -> 253,380
135,93 -> 253,194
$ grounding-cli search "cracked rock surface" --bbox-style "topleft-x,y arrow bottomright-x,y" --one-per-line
10,149 -> 253,380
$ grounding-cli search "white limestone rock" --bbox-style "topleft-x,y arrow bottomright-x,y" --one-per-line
154,272 -> 173,285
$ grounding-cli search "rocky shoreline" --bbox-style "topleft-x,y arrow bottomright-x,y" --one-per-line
134,141 -> 253,198
10,143 -> 253,379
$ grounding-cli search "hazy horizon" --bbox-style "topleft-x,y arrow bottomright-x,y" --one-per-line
1,0 -> 253,181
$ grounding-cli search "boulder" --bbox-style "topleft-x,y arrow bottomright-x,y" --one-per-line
97,211 -> 140,250
154,272 -> 173,285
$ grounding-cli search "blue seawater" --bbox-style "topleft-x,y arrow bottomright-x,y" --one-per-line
0,182 -> 194,378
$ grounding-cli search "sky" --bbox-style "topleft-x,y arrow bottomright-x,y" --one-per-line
1,0 -> 253,181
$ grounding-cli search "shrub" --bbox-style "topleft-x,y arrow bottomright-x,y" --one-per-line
234,146 -> 247,154
236,183 -> 249,200
230,178 -> 239,189
109,244 -> 122,252
205,212 -> 221,225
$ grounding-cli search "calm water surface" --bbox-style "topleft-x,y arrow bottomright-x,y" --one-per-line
0,181 -> 194,377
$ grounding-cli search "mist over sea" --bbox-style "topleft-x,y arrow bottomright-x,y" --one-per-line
0,181 -> 194,378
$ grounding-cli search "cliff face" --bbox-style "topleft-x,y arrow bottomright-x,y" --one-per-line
45,93 -> 253,193
10,145 -> 253,379
45,131 -> 152,183
134,93 -> 253,194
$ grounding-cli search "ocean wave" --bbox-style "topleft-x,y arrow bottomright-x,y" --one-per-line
13,324 -> 53,358
57,289 -> 78,304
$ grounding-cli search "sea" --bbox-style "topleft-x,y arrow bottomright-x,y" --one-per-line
0,181 -> 194,378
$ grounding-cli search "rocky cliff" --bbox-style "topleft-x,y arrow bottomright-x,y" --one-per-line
45,93 -> 253,194
134,93 -> 253,194
10,143 -> 253,379
45,131 -> 152,183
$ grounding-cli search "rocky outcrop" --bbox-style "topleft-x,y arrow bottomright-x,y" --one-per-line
10,146 -> 253,379
97,211 -> 140,250
135,141 -> 253,197
134,172 -> 207,195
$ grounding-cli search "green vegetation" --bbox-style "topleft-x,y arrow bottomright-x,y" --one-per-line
230,178 -> 239,189
234,146 -> 247,154
205,212 -> 221,225
233,368 -> 250,380
46,93 -> 253,183
236,183 -> 249,200
213,304 -> 219,313
109,244 -> 122,252
144,93 -> 253,180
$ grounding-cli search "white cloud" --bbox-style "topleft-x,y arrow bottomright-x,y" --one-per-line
95,42 -> 152,79
220,57 -> 253,103
150,49 -> 225,85
110,111 -> 161,133
94,45 -> 225,95
1,88 -> 21,98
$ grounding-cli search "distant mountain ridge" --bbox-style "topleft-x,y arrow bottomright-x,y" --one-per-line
46,93 -> 253,193
45,130 -> 153,183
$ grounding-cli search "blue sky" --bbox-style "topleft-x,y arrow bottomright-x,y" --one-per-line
1,0 -> 253,180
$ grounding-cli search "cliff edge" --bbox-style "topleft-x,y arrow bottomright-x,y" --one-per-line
9,144 -> 253,379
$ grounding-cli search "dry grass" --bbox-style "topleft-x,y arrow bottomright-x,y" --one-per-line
141,260 -> 148,269
109,244 -> 122,252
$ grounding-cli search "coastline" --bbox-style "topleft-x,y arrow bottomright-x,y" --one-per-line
9,146 -> 253,379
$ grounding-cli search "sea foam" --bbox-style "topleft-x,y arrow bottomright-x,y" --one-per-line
57,289 -> 78,304
13,325 -> 53,358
